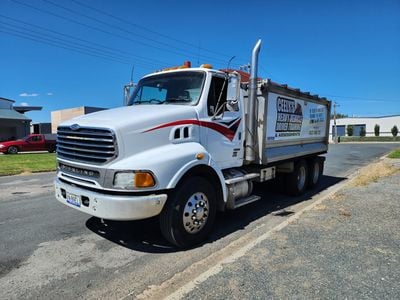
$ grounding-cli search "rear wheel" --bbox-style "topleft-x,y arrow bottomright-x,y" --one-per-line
7,146 -> 18,154
285,160 -> 308,196
160,176 -> 217,248
307,158 -> 323,189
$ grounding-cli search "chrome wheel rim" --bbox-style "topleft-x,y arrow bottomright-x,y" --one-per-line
182,192 -> 209,234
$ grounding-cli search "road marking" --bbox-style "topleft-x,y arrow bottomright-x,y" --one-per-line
133,171 -> 359,300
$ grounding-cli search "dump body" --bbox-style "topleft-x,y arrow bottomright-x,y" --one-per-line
251,80 -> 331,164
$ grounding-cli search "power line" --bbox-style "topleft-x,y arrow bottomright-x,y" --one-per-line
70,0 -> 245,62
0,28 -> 131,65
10,0 -> 202,64
323,94 -> 398,102
0,14 -> 169,68
10,0 -> 232,67
43,0 -> 229,64
1,21 -> 131,62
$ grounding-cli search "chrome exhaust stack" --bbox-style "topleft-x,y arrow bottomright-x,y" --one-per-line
245,39 -> 262,163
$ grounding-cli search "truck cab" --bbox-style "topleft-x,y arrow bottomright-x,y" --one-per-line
55,67 -> 247,246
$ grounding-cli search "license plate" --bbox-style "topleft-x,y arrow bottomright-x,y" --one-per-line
66,192 -> 81,207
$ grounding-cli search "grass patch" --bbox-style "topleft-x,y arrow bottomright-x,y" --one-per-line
388,149 -> 400,159
339,136 -> 400,142
0,153 -> 56,176
350,161 -> 399,187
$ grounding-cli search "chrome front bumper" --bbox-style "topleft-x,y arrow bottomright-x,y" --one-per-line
54,178 -> 167,221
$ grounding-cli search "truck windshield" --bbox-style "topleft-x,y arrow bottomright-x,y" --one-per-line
128,71 -> 205,106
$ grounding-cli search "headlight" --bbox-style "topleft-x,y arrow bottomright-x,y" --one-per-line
0,144 -> 4,148
113,171 -> 156,189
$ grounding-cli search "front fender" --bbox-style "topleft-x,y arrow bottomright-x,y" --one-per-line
166,153 -> 227,203
108,143 -> 224,196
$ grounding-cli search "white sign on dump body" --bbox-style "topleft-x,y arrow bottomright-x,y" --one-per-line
266,92 -> 328,142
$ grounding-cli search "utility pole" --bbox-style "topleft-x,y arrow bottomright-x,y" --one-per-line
333,101 -> 339,144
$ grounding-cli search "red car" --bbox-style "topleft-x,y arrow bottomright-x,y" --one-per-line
0,134 -> 56,154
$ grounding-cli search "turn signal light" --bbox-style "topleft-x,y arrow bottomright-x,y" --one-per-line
134,172 -> 155,188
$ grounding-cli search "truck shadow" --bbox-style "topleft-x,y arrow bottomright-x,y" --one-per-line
86,175 -> 345,253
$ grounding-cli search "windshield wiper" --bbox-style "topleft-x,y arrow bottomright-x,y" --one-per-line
133,98 -> 163,105
164,98 -> 191,103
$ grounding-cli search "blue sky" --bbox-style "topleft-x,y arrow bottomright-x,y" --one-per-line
1,0 -> 399,123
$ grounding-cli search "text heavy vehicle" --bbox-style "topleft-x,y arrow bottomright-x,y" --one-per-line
0,134 -> 56,154
54,40 -> 331,247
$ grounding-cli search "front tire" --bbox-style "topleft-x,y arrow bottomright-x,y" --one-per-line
7,146 -> 18,154
48,146 -> 56,153
160,176 -> 217,248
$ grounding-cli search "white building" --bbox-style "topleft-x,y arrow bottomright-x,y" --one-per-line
329,115 -> 400,139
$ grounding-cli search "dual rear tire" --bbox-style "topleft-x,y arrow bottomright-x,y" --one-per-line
284,158 -> 324,196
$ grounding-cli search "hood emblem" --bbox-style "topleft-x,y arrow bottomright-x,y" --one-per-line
70,124 -> 80,131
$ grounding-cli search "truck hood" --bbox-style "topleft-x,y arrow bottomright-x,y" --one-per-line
59,105 -> 199,161
61,105 -> 197,131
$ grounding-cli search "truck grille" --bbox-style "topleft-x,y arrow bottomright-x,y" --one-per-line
57,126 -> 117,164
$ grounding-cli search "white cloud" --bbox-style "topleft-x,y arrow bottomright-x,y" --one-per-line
19,92 -> 39,97
20,102 -> 29,106
46,92 -> 53,96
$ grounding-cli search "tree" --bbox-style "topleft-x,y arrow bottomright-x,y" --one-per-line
347,125 -> 354,136
374,124 -> 380,136
360,126 -> 366,137
331,113 -> 348,119
392,125 -> 398,137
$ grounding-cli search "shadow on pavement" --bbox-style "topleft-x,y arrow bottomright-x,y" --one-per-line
86,175 -> 345,253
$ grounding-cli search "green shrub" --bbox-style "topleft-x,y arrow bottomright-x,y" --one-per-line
374,124 -> 380,136
360,126 -> 366,137
392,125 -> 398,137
347,125 -> 354,136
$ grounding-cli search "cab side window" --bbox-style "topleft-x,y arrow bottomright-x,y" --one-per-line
207,76 -> 227,116
30,136 -> 42,142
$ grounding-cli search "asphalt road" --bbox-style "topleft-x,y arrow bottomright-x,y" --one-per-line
0,142 -> 399,299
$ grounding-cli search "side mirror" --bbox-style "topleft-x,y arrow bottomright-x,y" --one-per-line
227,74 -> 239,102
123,82 -> 135,106
226,73 -> 241,112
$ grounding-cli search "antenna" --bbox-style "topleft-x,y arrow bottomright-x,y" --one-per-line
130,65 -> 135,82
226,56 -> 236,70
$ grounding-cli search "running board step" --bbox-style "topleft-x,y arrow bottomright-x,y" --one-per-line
232,195 -> 261,209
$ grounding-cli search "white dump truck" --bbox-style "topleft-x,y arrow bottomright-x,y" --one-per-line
55,40 -> 331,247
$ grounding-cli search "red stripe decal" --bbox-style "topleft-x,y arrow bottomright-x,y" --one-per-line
144,119 -> 241,141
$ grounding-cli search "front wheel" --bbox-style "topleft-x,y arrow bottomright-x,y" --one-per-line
48,146 -> 56,153
160,176 -> 217,248
7,146 -> 18,154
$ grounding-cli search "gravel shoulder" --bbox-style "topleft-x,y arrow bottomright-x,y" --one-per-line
184,159 -> 400,299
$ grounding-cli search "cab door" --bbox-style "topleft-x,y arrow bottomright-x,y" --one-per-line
25,135 -> 43,151
201,73 -> 244,169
